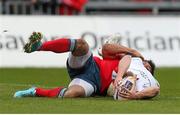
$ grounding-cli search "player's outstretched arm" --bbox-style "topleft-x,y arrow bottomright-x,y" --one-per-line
119,86 -> 160,100
114,55 -> 132,87
135,86 -> 160,99
102,43 -> 144,60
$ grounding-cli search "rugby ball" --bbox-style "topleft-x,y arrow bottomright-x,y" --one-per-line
113,76 -> 136,100
107,81 -> 115,96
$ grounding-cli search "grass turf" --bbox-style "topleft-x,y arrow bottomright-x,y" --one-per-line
0,67 -> 180,113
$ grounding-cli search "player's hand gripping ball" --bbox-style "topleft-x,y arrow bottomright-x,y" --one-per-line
113,76 -> 136,100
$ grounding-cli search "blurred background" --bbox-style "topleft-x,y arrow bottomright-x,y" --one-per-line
1,0 -> 180,15
0,0 -> 180,68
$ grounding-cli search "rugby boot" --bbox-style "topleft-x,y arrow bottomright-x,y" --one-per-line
14,87 -> 36,98
24,32 -> 42,53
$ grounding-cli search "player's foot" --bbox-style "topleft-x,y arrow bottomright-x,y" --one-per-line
105,34 -> 122,44
24,32 -> 43,53
98,34 -> 122,56
14,87 -> 36,98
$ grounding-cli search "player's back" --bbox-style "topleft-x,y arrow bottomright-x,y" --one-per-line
128,57 -> 160,92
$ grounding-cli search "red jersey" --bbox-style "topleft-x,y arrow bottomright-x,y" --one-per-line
93,56 -> 119,95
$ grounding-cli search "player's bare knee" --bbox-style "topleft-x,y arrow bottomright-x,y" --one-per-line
102,43 -> 111,52
102,44 -> 110,55
63,89 -> 76,98
102,43 -> 117,55
72,39 -> 89,56
63,85 -> 85,98
63,90 -> 84,98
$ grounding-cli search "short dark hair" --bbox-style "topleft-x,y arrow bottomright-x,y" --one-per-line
147,60 -> 156,75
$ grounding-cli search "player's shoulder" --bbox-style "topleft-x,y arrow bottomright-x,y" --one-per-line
131,57 -> 143,63
132,57 -> 142,60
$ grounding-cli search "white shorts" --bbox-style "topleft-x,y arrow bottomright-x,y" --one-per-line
68,78 -> 94,97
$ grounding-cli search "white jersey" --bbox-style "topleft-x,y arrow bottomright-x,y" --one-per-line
127,57 -> 160,92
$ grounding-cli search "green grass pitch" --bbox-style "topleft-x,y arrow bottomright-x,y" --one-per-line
0,67 -> 180,113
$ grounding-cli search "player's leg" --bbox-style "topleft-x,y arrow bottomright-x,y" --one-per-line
39,38 -> 75,53
14,81 -> 93,98
63,78 -> 95,98
63,85 -> 85,98
35,87 -> 67,97
65,41 -> 100,97
41,37 -> 95,98
30,78 -> 94,98
40,38 -> 88,56
24,32 -> 88,56
24,32 -> 76,53
14,86 -> 67,98
98,34 -> 144,60
102,43 -> 144,60
64,51 -> 94,98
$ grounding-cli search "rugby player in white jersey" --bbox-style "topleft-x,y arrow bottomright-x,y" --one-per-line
101,35 -> 160,100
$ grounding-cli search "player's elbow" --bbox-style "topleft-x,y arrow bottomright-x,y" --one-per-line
150,86 -> 160,99
154,86 -> 160,96
142,86 -> 160,100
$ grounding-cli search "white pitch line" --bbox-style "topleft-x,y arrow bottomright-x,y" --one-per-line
166,96 -> 180,99
0,83 -> 55,88
0,83 -> 33,87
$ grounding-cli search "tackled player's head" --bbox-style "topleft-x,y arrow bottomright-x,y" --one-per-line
143,60 -> 156,75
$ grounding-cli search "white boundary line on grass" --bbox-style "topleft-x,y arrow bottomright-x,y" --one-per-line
0,83 -> 54,88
